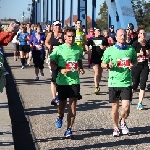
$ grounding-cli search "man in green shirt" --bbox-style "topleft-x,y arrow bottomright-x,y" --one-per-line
50,27 -> 85,138
101,29 -> 137,137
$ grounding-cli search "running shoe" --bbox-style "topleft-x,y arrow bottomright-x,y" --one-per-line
64,128 -> 72,138
120,122 -> 130,135
137,103 -> 144,110
95,87 -> 100,95
35,76 -> 39,81
40,72 -> 44,76
56,114 -> 64,128
51,95 -> 59,106
113,127 -> 120,137
21,66 -> 24,69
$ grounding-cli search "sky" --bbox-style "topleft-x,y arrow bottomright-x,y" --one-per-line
0,0 -> 103,22
0,0 -> 149,22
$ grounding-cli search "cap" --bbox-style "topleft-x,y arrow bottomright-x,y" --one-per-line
94,27 -> 101,31
53,20 -> 61,26
128,23 -> 134,30
89,27 -> 94,31
110,25 -> 114,29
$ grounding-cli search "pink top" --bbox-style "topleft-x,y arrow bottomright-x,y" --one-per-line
86,34 -> 94,40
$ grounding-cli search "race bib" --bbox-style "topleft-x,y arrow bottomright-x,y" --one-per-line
138,56 -> 149,62
93,40 -> 102,46
75,35 -> 82,42
117,58 -> 130,68
35,45 -> 42,50
66,61 -> 78,72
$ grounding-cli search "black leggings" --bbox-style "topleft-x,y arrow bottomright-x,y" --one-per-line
132,64 -> 149,90
32,50 -> 45,69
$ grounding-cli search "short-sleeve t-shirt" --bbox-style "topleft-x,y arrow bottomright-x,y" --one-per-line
132,40 -> 150,65
50,43 -> 82,85
18,32 -> 29,45
75,30 -> 86,49
101,45 -> 137,87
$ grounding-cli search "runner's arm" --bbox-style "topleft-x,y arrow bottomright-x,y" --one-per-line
45,32 -> 52,49
101,48 -> 111,69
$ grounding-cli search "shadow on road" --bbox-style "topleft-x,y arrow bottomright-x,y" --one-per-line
3,47 -> 37,150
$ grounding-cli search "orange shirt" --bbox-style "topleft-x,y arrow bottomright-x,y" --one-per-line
0,31 -> 15,46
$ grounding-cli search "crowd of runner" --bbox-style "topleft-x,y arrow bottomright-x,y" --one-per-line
0,20 -> 150,138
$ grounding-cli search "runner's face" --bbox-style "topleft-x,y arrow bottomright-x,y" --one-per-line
76,21 -> 82,29
138,30 -> 146,40
65,32 -> 75,45
53,25 -> 61,32
116,30 -> 126,44
37,27 -> 41,33
94,30 -> 100,36
103,31 -> 108,37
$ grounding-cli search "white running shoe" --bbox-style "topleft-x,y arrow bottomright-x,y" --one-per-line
113,127 -> 120,137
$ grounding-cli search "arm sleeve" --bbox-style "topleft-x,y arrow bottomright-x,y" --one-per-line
0,32 -> 15,46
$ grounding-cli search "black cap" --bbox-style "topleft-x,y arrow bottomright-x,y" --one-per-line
128,23 -> 134,30
110,25 -> 114,29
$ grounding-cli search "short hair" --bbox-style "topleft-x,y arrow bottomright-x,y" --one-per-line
64,27 -> 76,35
116,28 -> 126,35
75,19 -> 82,24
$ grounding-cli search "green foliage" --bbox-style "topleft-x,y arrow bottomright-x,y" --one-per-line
96,0 -> 150,31
96,1 -> 108,30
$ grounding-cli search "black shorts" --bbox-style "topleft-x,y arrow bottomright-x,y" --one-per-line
91,55 -> 102,65
51,69 -> 58,82
19,45 -> 30,53
57,84 -> 80,101
109,86 -> 132,103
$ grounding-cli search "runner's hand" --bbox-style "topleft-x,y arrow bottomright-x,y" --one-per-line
79,69 -> 85,75
139,49 -> 144,56
129,63 -> 133,70
59,39 -> 63,43
60,69 -> 69,75
146,50 -> 149,56
108,59 -> 113,68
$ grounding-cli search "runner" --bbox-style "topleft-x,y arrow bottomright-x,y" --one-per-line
108,25 -> 116,41
49,26 -> 84,138
86,27 -> 109,94
86,27 -> 94,68
11,21 -> 21,61
17,26 -> 30,69
132,28 -> 150,109
101,29 -> 137,137
45,24 -> 52,63
103,30 -> 114,46
29,25 -> 45,81
75,19 -> 86,59
45,20 -> 64,105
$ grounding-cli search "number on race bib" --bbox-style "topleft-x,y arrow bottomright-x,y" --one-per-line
138,56 -> 149,62
66,61 -> 78,72
117,58 -> 130,68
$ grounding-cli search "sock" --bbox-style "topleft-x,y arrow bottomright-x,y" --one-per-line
20,58 -> 25,66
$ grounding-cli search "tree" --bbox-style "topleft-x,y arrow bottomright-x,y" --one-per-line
96,0 -> 108,30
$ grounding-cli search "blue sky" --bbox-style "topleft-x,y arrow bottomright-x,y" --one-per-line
0,0 -> 103,21
0,0 -> 149,22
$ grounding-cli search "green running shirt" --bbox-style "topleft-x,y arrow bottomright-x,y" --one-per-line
102,45 -> 137,87
50,43 -> 82,85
